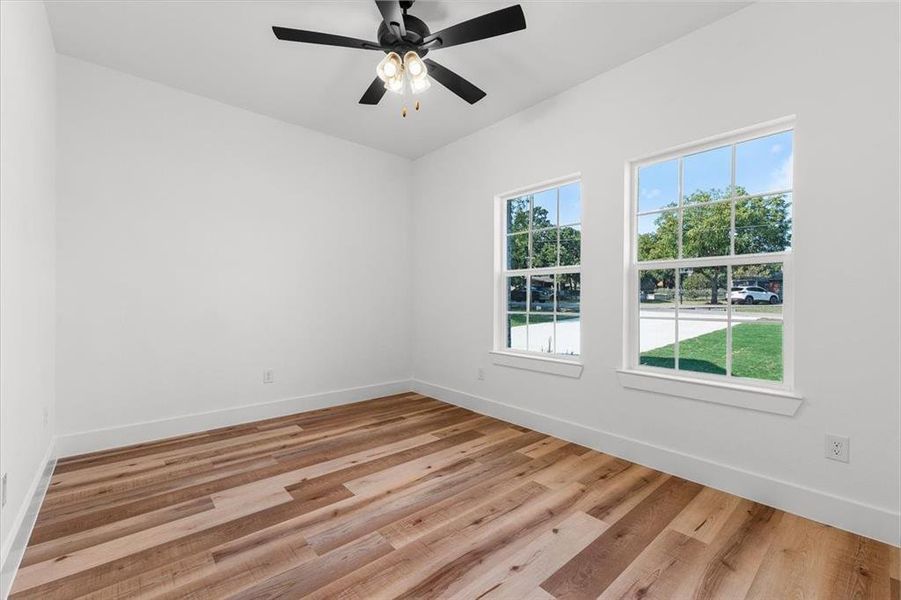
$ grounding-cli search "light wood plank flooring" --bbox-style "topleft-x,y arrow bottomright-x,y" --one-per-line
10,393 -> 899,599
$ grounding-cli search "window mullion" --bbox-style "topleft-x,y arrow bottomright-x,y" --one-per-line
677,157 -> 684,260
675,156 -> 683,370
528,195 -> 533,270
730,143 -> 737,257
674,266 -> 681,371
726,265 -> 733,377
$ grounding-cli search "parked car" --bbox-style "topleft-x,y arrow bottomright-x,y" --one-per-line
508,285 -> 553,309
730,286 -> 780,305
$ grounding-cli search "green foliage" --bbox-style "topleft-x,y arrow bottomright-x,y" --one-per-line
506,195 -> 580,270
733,262 -> 782,281
638,187 -> 791,262
640,270 -> 675,294
681,266 -> 727,304
637,187 -> 791,304
735,196 -> 792,255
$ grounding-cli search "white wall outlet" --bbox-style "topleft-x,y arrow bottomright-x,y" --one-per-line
1,473 -> 7,508
825,434 -> 850,463
263,369 -> 274,384
43,406 -> 49,427
477,368 -> 485,381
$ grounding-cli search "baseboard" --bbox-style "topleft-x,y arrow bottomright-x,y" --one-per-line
412,379 -> 901,547
55,379 -> 414,458
0,440 -> 56,600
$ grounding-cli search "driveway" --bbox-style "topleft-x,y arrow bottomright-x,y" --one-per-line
639,307 -> 782,352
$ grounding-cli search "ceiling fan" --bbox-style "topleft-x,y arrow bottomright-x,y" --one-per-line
272,1 -> 526,109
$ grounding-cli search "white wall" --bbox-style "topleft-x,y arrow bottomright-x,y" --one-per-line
0,0 -> 57,570
55,56 -> 412,449
411,3 -> 900,544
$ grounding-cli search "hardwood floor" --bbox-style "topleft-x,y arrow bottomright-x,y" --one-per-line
10,392 -> 899,599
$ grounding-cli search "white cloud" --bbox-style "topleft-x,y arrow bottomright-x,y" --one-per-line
768,152 -> 793,191
770,143 -> 783,154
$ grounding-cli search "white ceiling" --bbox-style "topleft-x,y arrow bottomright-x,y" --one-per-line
45,1 -> 748,159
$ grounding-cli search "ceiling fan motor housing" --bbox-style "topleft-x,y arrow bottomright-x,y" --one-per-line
377,14 -> 431,56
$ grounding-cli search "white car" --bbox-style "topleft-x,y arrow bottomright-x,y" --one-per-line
730,286 -> 780,305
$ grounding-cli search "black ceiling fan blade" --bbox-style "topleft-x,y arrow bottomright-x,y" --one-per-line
422,5 -> 525,50
272,26 -> 383,51
359,77 -> 387,105
423,59 -> 486,104
375,1 -> 406,39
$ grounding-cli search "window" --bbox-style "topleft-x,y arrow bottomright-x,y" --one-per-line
498,178 -> 581,358
629,124 -> 793,387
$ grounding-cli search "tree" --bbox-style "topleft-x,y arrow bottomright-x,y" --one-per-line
638,187 -> 791,304
507,195 -> 580,270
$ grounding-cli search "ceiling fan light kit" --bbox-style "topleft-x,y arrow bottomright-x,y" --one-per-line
272,0 -> 526,115
376,51 -> 405,94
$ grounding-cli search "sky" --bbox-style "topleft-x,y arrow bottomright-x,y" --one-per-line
637,130 -> 794,234
509,181 -> 581,229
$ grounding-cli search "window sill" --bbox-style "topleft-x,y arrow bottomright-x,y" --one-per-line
616,369 -> 802,416
490,351 -> 583,378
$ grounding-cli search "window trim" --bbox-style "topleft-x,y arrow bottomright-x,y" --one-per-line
615,368 -> 802,416
623,118 -> 796,396
494,173 -> 583,365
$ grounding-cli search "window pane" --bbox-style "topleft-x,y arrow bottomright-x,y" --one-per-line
637,211 -> 677,261
559,224 -> 580,266
559,182 -> 580,225
532,189 -> 557,228
639,269 -> 676,317
678,320 -> 727,375
677,264 -> 727,375
736,131 -> 793,196
639,267 -> 676,368
556,273 -> 580,313
527,314 -> 554,354
735,193 -> 792,254
639,317 -> 675,369
681,203 -> 731,258
507,313 -> 527,351
555,314 -> 580,356
507,276 -> 527,312
530,274 -> 555,312
638,159 -> 678,212
730,262 -> 783,381
679,266 -> 728,316
531,228 -> 558,268
507,233 -> 528,269
507,197 -> 530,234
683,145 -> 732,201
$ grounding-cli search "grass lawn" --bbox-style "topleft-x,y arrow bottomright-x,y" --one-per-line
640,322 -> 782,381
509,314 -> 527,327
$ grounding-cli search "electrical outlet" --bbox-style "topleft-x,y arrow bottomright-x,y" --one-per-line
1,473 -> 7,508
43,407 -> 49,427
477,368 -> 485,381
825,434 -> 850,463
263,369 -> 274,384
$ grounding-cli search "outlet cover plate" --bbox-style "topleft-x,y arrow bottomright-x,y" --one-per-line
825,434 -> 850,463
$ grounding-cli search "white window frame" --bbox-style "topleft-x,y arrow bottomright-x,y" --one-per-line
623,118 -> 797,399
493,174 -> 583,372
